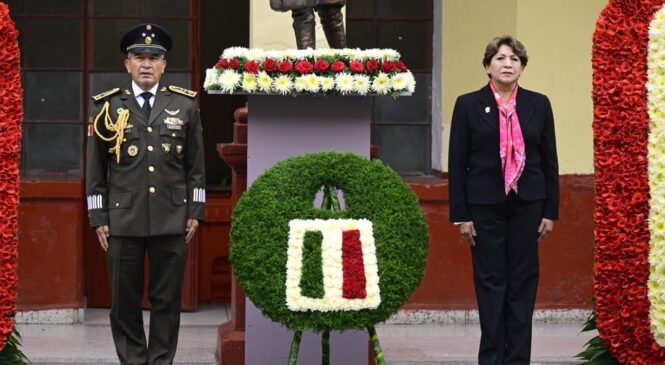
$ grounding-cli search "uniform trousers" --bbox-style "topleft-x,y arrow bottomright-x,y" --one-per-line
107,234 -> 187,365
468,192 -> 543,365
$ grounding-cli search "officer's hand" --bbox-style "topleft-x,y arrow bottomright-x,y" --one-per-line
538,218 -> 554,243
96,225 -> 110,252
459,221 -> 477,247
186,219 -> 199,244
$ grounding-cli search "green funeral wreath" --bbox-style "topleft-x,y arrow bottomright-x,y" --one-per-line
230,151 -> 429,332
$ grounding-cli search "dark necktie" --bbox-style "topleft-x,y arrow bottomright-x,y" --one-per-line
140,91 -> 153,119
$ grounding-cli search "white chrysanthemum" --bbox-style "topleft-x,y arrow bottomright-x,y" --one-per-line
303,74 -> 319,93
391,73 -> 408,91
363,49 -> 383,61
218,69 -> 241,93
203,68 -> 220,90
221,47 -> 249,59
294,76 -> 308,92
241,73 -> 258,92
353,75 -> 371,95
335,72 -> 355,94
371,72 -> 392,95
319,76 -> 335,91
648,5 -> 665,346
245,48 -> 266,61
274,74 -> 293,95
264,50 -> 283,61
257,71 -> 273,92
381,49 -> 401,60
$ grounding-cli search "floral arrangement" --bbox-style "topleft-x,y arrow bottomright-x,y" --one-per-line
0,2 -> 25,363
230,151 -> 428,332
204,47 -> 415,96
285,219 -> 381,312
592,0 -> 665,362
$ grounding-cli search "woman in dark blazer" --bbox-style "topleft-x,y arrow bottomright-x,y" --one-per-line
448,36 -> 559,365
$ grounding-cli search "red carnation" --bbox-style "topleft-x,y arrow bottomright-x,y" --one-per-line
366,59 -> 379,72
216,59 -> 229,69
229,58 -> 241,70
263,58 -> 277,73
349,60 -> 365,73
381,60 -> 397,73
278,60 -> 293,74
396,61 -> 408,72
331,60 -> 346,73
244,60 -> 259,74
314,59 -> 330,73
295,59 -> 314,74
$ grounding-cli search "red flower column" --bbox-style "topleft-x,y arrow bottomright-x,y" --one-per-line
0,3 -> 22,352
593,0 -> 665,362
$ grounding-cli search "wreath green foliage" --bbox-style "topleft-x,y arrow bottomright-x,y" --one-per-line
230,151 -> 429,332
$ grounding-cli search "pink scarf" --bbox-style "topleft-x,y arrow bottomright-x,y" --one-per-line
490,81 -> 525,195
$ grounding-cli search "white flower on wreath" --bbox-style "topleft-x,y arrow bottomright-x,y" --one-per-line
218,69 -> 241,93
353,75 -> 371,95
372,72 -> 392,95
245,48 -> 266,62
221,47 -> 249,59
274,74 -> 293,95
294,76 -> 308,93
335,72 -> 355,94
203,68 -> 220,90
319,76 -> 335,92
303,74 -> 319,93
241,72 -> 258,92
257,71 -> 273,92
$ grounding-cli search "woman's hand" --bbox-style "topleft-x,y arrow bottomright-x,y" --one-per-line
538,218 -> 554,242
459,221 -> 477,247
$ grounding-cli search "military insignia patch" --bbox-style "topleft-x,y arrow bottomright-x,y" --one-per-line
92,87 -> 121,101
165,109 -> 180,116
176,145 -> 184,155
164,117 -> 183,130
127,145 -> 138,157
162,143 -> 171,153
168,85 -> 197,98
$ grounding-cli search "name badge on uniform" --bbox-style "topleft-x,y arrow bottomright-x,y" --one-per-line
164,117 -> 183,130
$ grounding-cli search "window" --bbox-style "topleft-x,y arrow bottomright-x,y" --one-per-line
346,0 -> 434,175
10,0 -> 196,177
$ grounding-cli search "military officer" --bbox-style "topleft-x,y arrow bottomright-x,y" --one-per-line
86,23 -> 205,365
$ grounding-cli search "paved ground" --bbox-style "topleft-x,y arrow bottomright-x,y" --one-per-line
16,305 -> 594,364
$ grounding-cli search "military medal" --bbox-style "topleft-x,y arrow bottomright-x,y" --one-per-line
176,145 -> 184,155
127,145 -> 138,157
162,143 -> 171,153
164,117 -> 183,130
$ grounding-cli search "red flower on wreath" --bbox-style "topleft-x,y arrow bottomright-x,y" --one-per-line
228,58 -> 240,70
244,60 -> 259,74
295,60 -> 314,74
263,58 -> 277,73
366,59 -> 379,73
331,60 -> 346,73
314,59 -> 329,73
381,60 -> 397,73
278,60 -> 293,74
215,59 -> 229,69
593,0 -> 665,362
349,60 -> 365,73
0,2 -> 22,352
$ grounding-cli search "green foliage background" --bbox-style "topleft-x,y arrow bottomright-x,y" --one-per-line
230,151 -> 429,332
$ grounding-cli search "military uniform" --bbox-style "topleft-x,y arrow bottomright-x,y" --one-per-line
86,23 -> 205,365
86,85 -> 205,235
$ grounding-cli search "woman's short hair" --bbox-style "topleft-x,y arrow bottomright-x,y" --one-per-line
482,35 -> 528,68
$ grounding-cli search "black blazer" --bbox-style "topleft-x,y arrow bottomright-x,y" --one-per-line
448,84 -> 559,222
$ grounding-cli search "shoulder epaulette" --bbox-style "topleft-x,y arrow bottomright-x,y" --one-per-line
168,85 -> 197,98
92,87 -> 121,101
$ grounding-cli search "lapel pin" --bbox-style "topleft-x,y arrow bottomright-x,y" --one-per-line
485,106 -> 490,114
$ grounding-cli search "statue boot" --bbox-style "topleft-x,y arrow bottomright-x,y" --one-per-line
291,8 -> 316,49
316,5 -> 346,49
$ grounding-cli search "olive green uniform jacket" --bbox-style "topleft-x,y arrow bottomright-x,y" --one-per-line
86,85 -> 205,236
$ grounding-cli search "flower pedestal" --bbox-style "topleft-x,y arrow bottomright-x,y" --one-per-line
243,94 -> 371,364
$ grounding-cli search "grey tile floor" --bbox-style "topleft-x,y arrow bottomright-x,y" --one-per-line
16,305 -> 594,364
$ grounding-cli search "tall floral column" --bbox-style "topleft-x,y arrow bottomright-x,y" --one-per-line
0,1 -> 23,356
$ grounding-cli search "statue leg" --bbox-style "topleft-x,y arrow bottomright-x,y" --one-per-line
291,8 -> 316,49
315,4 -> 347,49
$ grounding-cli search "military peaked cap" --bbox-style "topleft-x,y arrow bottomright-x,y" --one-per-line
120,23 -> 172,55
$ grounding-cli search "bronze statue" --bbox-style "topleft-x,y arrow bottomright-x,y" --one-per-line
270,0 -> 347,49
